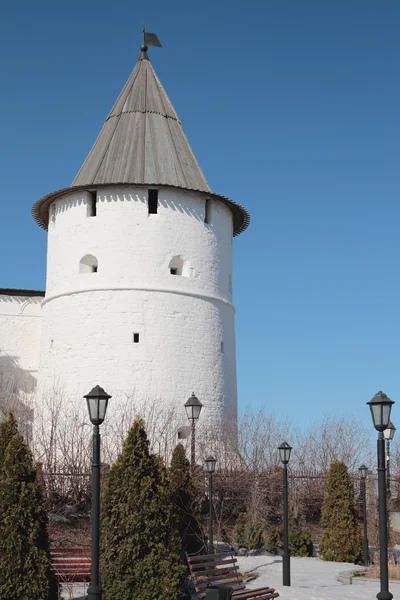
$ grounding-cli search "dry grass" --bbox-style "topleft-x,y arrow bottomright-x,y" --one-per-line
367,560 -> 400,581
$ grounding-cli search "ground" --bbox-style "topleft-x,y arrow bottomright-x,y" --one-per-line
62,555 -> 393,599
238,555 -> 380,600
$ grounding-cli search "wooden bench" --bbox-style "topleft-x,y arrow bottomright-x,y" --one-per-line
187,552 -> 279,599
50,548 -> 91,583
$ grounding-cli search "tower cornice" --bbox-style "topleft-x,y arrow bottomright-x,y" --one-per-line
32,182 -> 250,236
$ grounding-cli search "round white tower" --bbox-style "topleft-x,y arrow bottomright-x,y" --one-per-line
32,44 -> 249,440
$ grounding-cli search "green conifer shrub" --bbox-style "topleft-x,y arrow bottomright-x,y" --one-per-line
245,520 -> 264,550
234,512 -> 249,549
233,513 -> 264,550
0,412 -> 19,463
169,443 -> 204,556
288,503 -> 313,557
101,417 -> 186,600
267,527 -> 281,554
319,460 -> 363,563
0,427 -> 54,600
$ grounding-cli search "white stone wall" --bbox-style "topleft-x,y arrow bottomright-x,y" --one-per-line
0,294 -> 42,418
39,186 -> 237,434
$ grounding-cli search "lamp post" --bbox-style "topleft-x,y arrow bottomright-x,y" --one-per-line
367,391 -> 395,600
384,421 -> 396,492
184,393 -> 203,469
359,464 -> 369,567
278,441 -> 292,587
205,456 -> 217,552
84,385 -> 111,600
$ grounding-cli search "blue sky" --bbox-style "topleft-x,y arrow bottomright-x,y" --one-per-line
1,1 -> 399,431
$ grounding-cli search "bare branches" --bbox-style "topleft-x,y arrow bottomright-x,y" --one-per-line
292,414 -> 373,472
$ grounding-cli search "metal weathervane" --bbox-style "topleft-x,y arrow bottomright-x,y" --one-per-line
142,29 -> 162,49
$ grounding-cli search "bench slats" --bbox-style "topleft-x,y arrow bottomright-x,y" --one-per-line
198,587 -> 246,600
232,588 -> 279,599
187,552 -> 279,600
196,578 -> 241,588
50,548 -> 92,556
187,552 -> 229,562
50,548 -> 91,582
194,568 -> 240,582
189,556 -> 238,568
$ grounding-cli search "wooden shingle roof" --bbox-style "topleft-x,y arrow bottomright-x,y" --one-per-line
72,49 -> 210,191
32,48 -> 250,235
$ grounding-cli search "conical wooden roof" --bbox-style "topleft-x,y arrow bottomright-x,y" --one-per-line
32,48 -> 250,235
72,49 -> 210,191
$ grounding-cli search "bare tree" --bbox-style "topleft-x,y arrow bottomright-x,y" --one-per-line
293,414 -> 374,473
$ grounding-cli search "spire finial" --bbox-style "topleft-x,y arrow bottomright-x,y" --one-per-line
140,27 -> 148,53
140,29 -> 162,55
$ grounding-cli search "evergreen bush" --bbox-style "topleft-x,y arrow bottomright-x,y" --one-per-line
233,513 -> 264,550
234,512 -> 248,549
288,503 -> 313,557
267,527 -> 281,554
0,412 -> 19,463
0,423 -> 54,600
101,417 -> 186,600
265,504 -> 312,557
169,443 -> 204,556
319,460 -> 363,563
246,520 -> 264,550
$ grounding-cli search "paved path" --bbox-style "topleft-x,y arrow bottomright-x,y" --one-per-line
237,555 -> 382,600
60,583 -> 87,599
61,555 -> 393,599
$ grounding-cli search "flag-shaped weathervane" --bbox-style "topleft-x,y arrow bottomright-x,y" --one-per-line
143,29 -> 162,48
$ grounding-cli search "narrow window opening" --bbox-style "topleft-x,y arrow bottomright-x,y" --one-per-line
79,255 -> 98,274
148,189 -> 158,214
205,198 -> 210,224
229,274 -> 232,293
169,256 -> 186,276
221,341 -> 224,353
133,333 -> 140,343
89,191 -> 97,217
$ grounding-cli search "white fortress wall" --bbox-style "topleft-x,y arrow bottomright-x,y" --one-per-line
0,292 -> 42,424
38,186 -> 237,434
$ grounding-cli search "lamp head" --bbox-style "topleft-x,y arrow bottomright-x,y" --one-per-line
184,392 -> 203,421
384,420 -> 396,441
205,455 -> 217,473
84,385 -> 111,425
367,391 -> 394,432
278,441 -> 292,465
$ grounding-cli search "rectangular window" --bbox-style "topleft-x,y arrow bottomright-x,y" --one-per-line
89,191 -> 97,217
205,198 -> 210,224
221,341 -> 224,353
170,268 -> 178,275
92,265 -> 98,273
148,189 -> 158,214
133,333 -> 140,343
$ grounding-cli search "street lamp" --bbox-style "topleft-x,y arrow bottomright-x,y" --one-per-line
205,456 -> 217,552
359,464 -> 369,567
84,385 -> 111,600
384,421 -> 396,491
278,441 -> 292,587
367,391 -> 395,600
185,393 -> 203,468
